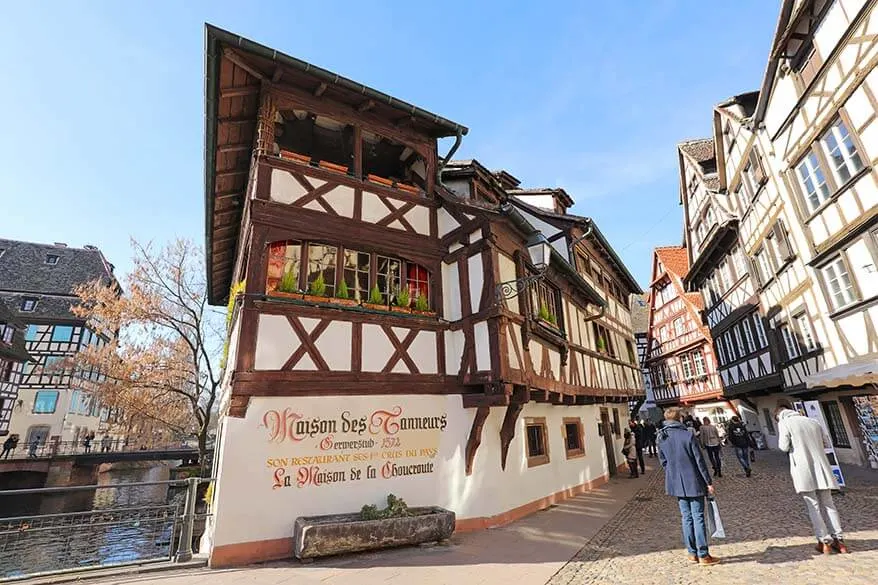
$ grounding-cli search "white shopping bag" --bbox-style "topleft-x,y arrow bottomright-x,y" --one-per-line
705,496 -> 725,539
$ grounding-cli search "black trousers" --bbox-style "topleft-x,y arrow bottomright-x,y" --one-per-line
646,439 -> 657,456
706,445 -> 722,473
627,460 -> 639,477
636,447 -> 645,473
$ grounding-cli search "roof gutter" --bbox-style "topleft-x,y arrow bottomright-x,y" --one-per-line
752,0 -> 796,127
204,25 -> 221,303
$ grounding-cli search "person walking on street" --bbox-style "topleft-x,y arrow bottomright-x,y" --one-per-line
659,407 -> 720,565
700,417 -> 723,477
727,416 -> 753,477
776,404 -> 849,554
622,429 -> 639,478
629,419 -> 646,474
644,420 -> 658,457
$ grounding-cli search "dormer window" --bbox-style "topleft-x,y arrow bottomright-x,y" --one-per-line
21,297 -> 37,312
45,254 -> 59,265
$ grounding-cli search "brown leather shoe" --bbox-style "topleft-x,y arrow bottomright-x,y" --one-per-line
818,542 -> 834,554
699,555 -> 721,565
833,539 -> 850,554
687,554 -> 698,563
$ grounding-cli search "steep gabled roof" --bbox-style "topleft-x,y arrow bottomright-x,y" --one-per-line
0,239 -> 115,322
654,245 -> 690,282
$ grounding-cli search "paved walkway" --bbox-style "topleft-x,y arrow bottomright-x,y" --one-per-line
78,451 -> 878,585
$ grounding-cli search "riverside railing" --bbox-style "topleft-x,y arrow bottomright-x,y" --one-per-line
0,440 -> 187,460
0,477 -> 212,580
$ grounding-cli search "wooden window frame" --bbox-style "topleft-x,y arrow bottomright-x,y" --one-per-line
525,417 -> 550,468
779,322 -> 802,361
530,277 -> 562,332
819,254 -> 861,312
820,117 -> 865,186
612,408 -> 621,438
562,417 -> 585,459
822,401 -> 852,448
265,240 -> 432,310
793,311 -> 819,353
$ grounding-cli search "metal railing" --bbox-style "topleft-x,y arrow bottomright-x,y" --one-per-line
0,477 -> 212,580
0,440 -> 189,460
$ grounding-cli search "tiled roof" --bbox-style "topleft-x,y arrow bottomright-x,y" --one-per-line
629,293 -> 650,334
0,239 -> 115,322
685,293 -> 705,311
678,139 -> 715,165
655,246 -> 689,280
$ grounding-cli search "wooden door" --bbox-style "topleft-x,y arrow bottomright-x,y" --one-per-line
601,408 -> 617,476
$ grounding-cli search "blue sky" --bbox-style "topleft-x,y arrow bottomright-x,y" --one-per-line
0,1 -> 779,290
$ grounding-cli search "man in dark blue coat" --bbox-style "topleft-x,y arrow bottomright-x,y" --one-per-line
658,407 -> 720,565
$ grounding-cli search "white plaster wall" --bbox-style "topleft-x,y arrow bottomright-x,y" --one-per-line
468,254 -> 484,313
445,329 -> 464,375
474,322 -> 491,371
208,396 -> 620,549
437,208 -> 461,239
442,262 -> 462,321
515,195 -> 556,212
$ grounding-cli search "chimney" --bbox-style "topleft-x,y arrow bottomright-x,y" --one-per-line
84,245 -> 98,251
54,242 -> 67,247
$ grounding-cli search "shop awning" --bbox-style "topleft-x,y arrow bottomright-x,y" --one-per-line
804,356 -> 878,389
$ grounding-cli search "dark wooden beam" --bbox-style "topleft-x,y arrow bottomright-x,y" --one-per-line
271,67 -> 284,83
462,393 -> 509,408
218,116 -> 257,125
499,402 -> 524,471
357,99 -> 376,113
216,168 -> 249,180
221,86 -> 260,99
218,144 -> 251,154
314,82 -> 328,97
223,49 -> 267,81
465,406 -> 490,476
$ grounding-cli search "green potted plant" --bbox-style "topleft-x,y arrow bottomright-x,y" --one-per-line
412,292 -> 435,317
330,279 -> 358,307
596,336 -> 607,354
537,303 -> 559,329
272,269 -> 302,299
303,273 -> 328,303
363,284 -> 387,311
392,286 -> 411,314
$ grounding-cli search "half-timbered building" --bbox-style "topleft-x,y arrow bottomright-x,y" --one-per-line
645,246 -> 728,422
739,0 -> 878,464
0,299 -> 31,437
202,26 -> 644,567
630,293 -> 659,420
679,133 -> 784,433
0,239 -> 116,448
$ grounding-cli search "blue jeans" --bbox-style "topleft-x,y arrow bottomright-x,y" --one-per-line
734,446 -> 751,471
678,497 -> 709,558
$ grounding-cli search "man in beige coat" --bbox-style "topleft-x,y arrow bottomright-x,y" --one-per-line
776,404 -> 849,554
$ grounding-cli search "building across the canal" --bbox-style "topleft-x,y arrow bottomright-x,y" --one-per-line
0,239 -> 119,448
201,26 -> 645,567
0,299 -> 32,436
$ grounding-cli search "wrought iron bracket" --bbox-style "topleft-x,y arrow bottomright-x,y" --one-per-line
495,266 -> 548,304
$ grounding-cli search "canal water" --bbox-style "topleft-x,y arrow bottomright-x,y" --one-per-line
0,464 -> 187,578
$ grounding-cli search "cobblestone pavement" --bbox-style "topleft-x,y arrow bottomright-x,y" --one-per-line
548,449 -> 878,585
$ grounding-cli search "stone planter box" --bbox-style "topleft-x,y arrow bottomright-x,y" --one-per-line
293,507 -> 455,559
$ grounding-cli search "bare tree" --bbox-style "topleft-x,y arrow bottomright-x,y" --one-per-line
72,239 -> 223,471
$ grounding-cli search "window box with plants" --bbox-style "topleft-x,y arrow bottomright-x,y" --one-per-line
362,285 -> 389,312
411,292 -> 436,317
328,280 -> 359,307
293,494 -> 454,560
391,287 -> 412,314
268,269 -> 303,300
303,273 -> 330,304
535,303 -> 561,332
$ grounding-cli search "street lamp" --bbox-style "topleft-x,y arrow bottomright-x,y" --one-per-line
495,232 -> 553,303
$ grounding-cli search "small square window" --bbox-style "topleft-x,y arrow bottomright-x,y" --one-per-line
51,325 -> 74,342
45,254 -> 59,265
21,298 -> 37,312
563,418 -> 584,459
33,391 -> 59,414
525,418 -> 549,467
